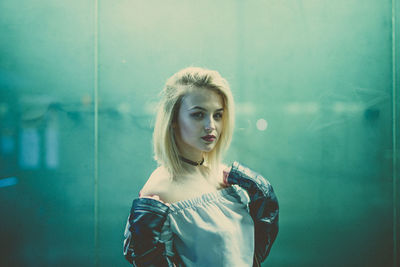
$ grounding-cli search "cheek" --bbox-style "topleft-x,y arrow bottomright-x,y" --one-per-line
179,117 -> 197,138
216,121 -> 223,134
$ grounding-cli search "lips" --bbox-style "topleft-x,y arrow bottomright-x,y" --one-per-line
201,135 -> 216,142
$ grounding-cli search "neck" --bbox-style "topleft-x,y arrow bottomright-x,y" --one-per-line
177,147 -> 204,165
179,155 -> 204,166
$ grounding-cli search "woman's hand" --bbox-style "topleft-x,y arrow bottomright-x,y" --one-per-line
139,193 -> 170,206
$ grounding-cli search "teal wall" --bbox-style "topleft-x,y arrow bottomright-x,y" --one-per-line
0,1 -> 399,266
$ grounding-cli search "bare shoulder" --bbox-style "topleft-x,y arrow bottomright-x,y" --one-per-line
219,163 -> 230,175
220,163 -> 229,170
140,166 -> 172,199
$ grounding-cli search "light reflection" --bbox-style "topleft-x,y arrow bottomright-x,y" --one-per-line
0,177 -> 18,188
256,118 -> 268,131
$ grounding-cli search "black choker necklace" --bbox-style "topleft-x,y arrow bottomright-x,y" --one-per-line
179,156 -> 204,166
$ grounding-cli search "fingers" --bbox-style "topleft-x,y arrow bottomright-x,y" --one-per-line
142,194 -> 160,201
139,194 -> 170,206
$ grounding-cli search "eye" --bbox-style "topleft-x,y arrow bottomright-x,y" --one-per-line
214,112 -> 223,121
191,112 -> 204,119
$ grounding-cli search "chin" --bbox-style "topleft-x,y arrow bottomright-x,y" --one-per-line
202,145 -> 216,152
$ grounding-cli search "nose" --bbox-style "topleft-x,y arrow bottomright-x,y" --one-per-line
204,116 -> 215,132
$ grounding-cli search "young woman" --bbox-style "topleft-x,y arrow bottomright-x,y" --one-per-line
123,67 -> 279,267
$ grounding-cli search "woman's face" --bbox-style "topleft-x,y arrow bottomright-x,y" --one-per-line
174,88 -> 224,160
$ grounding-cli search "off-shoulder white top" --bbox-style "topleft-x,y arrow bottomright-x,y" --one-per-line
161,185 -> 255,267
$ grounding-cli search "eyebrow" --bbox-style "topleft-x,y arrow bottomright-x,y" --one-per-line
189,106 -> 224,112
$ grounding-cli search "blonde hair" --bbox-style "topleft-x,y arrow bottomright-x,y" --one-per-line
153,67 -> 235,177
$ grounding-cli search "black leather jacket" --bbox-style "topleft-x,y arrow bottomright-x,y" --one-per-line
123,161 -> 279,267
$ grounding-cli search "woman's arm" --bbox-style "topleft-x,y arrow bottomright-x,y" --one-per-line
123,197 -> 175,267
225,161 -> 279,264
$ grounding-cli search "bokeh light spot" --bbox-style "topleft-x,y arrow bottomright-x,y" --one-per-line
256,118 -> 268,131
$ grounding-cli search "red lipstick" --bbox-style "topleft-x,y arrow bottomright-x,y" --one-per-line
201,135 -> 216,142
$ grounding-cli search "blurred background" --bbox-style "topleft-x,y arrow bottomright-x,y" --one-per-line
0,0 -> 399,266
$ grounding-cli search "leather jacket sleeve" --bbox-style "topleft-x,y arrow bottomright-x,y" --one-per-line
226,161 -> 279,264
123,197 -> 175,267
